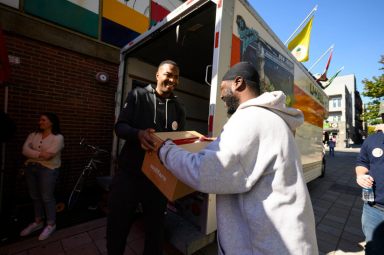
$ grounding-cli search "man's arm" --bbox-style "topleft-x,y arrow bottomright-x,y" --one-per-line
356,166 -> 374,188
159,138 -> 251,194
115,89 -> 157,151
355,140 -> 374,188
158,111 -> 261,194
115,91 -> 140,142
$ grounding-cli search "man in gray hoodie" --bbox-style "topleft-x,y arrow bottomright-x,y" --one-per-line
158,62 -> 318,254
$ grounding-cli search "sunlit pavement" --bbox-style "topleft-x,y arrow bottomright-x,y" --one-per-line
0,147 -> 366,255
308,147 -> 365,255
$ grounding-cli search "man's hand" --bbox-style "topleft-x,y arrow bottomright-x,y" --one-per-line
138,128 -> 156,151
198,135 -> 216,142
356,174 -> 374,188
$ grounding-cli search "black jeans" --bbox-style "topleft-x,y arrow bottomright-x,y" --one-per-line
106,171 -> 167,255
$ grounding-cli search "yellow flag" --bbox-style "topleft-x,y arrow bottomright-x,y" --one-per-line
288,17 -> 314,62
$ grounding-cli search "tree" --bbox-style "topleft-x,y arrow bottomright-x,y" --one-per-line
362,55 -> 384,124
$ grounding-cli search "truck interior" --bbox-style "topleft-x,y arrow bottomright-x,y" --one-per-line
124,1 -> 217,85
121,1 -> 218,134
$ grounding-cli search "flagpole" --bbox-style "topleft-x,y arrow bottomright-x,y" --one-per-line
308,44 -> 334,72
284,5 -> 318,45
335,66 -> 344,73
323,66 -> 345,89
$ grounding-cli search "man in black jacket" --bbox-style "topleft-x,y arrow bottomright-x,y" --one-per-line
106,60 -> 186,255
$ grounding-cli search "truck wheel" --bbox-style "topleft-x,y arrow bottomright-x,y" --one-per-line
320,157 -> 326,178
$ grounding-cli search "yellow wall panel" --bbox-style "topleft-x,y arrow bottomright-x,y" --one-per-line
103,0 -> 149,33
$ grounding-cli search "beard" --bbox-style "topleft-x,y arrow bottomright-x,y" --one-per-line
222,88 -> 239,115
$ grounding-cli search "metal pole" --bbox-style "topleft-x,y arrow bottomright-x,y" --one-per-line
284,5 -> 318,45
323,66 -> 344,89
308,44 -> 334,72
0,85 -> 8,214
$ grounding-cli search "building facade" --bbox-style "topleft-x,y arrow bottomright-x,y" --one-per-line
0,0 -> 183,212
323,74 -> 363,147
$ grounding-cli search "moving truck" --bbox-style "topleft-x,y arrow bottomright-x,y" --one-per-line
112,0 -> 328,253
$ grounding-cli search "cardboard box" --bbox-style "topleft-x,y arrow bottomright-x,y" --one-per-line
142,131 -> 211,201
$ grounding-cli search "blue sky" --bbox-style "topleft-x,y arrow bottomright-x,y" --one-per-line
249,0 -> 384,103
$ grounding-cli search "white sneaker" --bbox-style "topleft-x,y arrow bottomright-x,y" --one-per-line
38,224 -> 56,241
20,222 -> 44,237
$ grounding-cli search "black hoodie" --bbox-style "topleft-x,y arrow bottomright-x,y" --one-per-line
115,84 -> 186,175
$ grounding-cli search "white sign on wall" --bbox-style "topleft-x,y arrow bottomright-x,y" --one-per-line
116,0 -> 150,16
68,0 -> 99,14
0,0 -> 19,9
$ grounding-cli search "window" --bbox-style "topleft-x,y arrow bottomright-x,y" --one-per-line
328,112 -> 342,122
331,97 -> 342,108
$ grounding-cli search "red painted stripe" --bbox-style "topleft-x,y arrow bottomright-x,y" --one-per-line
186,0 -> 194,5
208,115 -> 214,132
151,1 -> 170,22
217,0 -> 222,8
231,34 -> 241,66
215,32 -> 219,48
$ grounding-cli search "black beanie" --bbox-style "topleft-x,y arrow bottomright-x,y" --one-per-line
222,62 -> 259,83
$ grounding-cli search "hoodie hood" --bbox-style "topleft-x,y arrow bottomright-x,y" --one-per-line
239,91 -> 304,131
144,84 -> 178,128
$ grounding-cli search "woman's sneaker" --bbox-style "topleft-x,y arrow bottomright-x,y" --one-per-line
38,224 -> 56,241
20,222 -> 44,237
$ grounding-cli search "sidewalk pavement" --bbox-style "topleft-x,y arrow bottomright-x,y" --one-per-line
0,147 -> 366,255
308,147 -> 365,255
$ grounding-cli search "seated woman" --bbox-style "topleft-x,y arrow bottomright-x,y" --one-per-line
19,112 -> 64,241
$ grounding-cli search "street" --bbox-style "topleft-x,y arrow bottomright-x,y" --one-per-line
0,148 -> 366,255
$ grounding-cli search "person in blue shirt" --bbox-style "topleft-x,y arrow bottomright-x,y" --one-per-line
328,135 -> 336,157
356,103 -> 384,254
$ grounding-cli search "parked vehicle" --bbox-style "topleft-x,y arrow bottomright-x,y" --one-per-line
113,0 -> 328,253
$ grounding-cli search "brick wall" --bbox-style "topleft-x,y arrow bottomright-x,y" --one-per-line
0,32 -> 118,210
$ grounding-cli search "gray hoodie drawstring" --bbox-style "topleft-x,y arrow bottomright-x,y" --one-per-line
153,88 -> 170,128
165,99 -> 169,129
153,92 -> 157,124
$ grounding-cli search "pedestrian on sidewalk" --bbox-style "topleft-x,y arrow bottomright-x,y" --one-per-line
106,60 -> 186,255
19,112 -> 64,241
356,103 -> 384,255
158,62 -> 318,254
329,135 -> 336,157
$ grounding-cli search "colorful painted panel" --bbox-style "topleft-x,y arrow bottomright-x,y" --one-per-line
101,18 -> 139,48
24,0 -> 98,38
293,85 -> 326,128
102,0 -> 149,34
101,0 -> 150,47
151,0 -> 170,25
